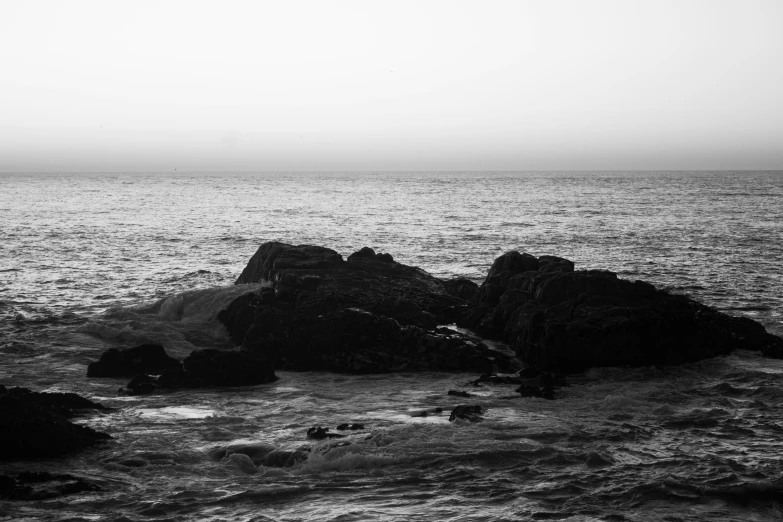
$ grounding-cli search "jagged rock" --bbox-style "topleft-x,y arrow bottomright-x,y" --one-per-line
449,405 -> 484,422
227,242 -> 462,329
236,242 -> 345,284
0,472 -> 101,500
87,343 -> 182,377
120,349 -> 277,395
460,251 -> 783,372
347,246 -> 376,260
0,386 -> 110,461
218,243 -> 513,373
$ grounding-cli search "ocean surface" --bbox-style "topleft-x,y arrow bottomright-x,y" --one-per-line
1,171 -> 782,521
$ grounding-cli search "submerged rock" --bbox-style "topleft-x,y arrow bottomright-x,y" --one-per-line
459,251 -> 783,372
208,441 -> 308,468
218,242 -> 514,373
307,426 -> 345,440
0,385 -> 110,461
120,348 -> 277,395
87,343 -> 182,377
449,404 -> 484,422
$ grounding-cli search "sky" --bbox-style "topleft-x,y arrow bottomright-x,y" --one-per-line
1,0 -> 782,172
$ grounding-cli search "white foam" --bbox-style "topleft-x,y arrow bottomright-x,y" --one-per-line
76,284 -> 267,357
297,447 -> 399,474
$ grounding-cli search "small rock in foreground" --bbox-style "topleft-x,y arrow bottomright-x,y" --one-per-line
0,386 -> 110,461
449,405 -> 484,422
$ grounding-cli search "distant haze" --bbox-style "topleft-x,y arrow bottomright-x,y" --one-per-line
1,0 -> 782,172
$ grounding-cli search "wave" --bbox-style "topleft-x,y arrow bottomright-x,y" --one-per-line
76,283 -> 267,357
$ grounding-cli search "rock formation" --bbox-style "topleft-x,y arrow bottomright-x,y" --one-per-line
219,242 -> 513,373
0,386 -> 110,461
459,251 -> 783,372
219,242 -> 783,375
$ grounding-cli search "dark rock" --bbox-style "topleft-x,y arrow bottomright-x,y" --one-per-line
236,242 -> 345,284
120,349 -> 277,395
347,247 -> 376,260
307,426 -> 344,440
449,404 -> 484,422
447,390 -> 472,397
183,349 -> 277,387
336,423 -> 365,430
0,386 -> 110,461
459,251 -> 783,372
87,343 -> 182,378
122,374 -> 160,395
516,383 -> 555,400
0,472 -> 101,500
441,277 -> 479,300
219,243 -> 512,373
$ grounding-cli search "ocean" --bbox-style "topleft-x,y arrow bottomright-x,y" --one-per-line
1,171 -> 782,521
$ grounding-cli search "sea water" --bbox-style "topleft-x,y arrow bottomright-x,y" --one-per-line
1,171 -> 782,521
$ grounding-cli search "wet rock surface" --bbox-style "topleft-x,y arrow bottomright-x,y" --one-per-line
0,385 -> 110,461
459,251 -> 783,372
448,405 -> 484,422
220,243 -> 783,375
86,343 -> 181,377
119,348 -> 277,395
219,242 -> 514,373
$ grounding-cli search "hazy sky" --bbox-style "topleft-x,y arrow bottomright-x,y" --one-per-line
1,0 -> 782,171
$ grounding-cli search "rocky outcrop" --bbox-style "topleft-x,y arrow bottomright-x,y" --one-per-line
229,243 -> 463,327
459,251 -> 783,372
0,386 -> 110,461
119,348 -> 277,395
86,344 -> 181,377
220,243 -> 783,374
218,243 -> 514,373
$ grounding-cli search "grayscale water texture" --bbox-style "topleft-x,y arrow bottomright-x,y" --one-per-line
1,171 -> 782,521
